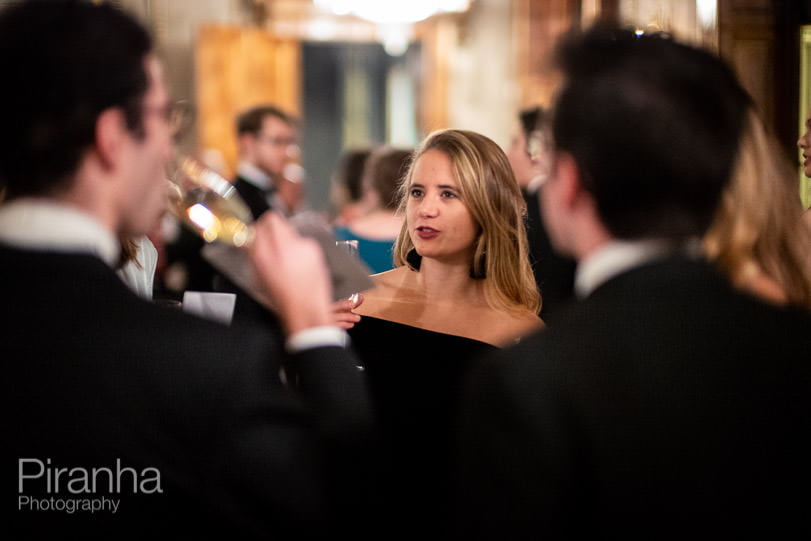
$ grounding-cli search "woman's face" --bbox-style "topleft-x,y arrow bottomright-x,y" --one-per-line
406,149 -> 478,266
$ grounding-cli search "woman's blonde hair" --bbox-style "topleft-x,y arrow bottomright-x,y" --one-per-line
393,129 -> 541,314
704,109 -> 811,308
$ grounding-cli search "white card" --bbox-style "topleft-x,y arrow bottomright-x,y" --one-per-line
182,291 -> 236,325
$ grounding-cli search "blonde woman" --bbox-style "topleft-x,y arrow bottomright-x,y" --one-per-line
351,129 -> 542,343
342,129 -> 542,537
704,109 -> 811,309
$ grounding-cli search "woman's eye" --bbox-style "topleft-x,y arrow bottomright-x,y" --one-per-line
409,188 -> 423,198
441,190 -> 457,198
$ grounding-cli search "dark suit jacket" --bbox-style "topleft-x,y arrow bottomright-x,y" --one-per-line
212,175 -> 280,327
233,175 -> 273,221
523,187 -> 576,322
1,245 -> 374,539
456,257 -> 811,539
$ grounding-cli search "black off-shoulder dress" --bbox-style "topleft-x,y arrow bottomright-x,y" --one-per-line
348,316 -> 498,536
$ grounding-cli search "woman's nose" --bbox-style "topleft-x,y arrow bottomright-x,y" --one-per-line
419,199 -> 438,217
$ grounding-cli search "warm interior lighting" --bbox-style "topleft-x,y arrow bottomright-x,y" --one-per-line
696,0 -> 717,29
314,0 -> 470,24
313,0 -> 470,56
188,203 -> 215,231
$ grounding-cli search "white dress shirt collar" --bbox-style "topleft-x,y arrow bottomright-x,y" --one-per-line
526,173 -> 548,194
237,161 -> 274,191
0,198 -> 119,266
575,238 -> 701,299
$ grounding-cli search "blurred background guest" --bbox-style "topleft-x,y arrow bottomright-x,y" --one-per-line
330,147 -> 373,226
705,108 -> 811,309
334,145 -> 412,273
796,106 -> 811,229
117,235 -> 158,299
798,104 -> 811,180
233,104 -> 300,218
205,104 -> 302,327
507,106 -> 576,320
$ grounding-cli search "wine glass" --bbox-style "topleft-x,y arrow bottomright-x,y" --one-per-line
335,239 -> 359,259
166,155 -> 255,247
166,156 -> 375,304
335,240 -> 361,304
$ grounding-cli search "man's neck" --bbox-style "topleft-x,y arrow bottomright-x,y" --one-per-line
0,197 -> 120,265
237,161 -> 275,190
575,237 -> 700,298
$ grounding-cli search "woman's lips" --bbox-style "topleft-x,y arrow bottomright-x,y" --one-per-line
416,226 -> 439,240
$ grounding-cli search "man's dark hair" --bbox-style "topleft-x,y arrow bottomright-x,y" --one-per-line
519,107 -> 547,141
519,106 -> 549,158
552,24 -> 751,239
236,105 -> 298,136
0,0 -> 152,198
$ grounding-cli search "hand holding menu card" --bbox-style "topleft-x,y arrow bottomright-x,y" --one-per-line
167,155 -> 373,310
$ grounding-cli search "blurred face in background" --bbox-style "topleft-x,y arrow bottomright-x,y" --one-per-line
798,108 -> 811,178
508,126 -> 553,192
507,127 -> 535,189
246,115 -> 298,178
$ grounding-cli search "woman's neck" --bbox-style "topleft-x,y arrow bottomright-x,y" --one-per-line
408,256 -> 484,305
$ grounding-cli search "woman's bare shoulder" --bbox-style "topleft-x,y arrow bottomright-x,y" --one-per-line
370,267 -> 408,288
355,267 -> 421,317
476,307 -> 544,347
361,267 -> 409,298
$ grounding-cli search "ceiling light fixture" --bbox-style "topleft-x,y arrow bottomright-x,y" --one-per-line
314,0 -> 470,25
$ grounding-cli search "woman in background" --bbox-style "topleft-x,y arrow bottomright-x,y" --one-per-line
334,146 -> 412,273
330,147 -> 372,226
117,235 -> 158,299
705,108 -> 811,309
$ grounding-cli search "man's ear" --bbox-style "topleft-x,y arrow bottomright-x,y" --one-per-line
94,107 -> 128,171
553,151 -> 586,211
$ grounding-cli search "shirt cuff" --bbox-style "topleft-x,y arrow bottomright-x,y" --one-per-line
286,326 -> 348,352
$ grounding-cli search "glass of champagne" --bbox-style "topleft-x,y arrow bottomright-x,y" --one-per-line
166,154 -> 375,304
167,155 -> 255,247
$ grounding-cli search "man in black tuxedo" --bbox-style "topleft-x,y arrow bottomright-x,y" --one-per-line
165,105 -> 301,296
455,25 -> 811,538
210,104 -> 304,326
234,104 -> 300,219
0,1 -> 372,538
